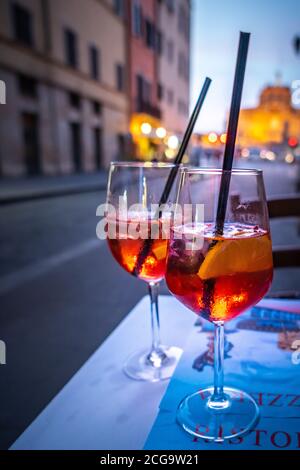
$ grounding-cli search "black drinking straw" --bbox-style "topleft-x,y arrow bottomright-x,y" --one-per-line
202,32 -> 250,316
133,77 -> 212,276
215,31 -> 250,234
158,77 -> 212,208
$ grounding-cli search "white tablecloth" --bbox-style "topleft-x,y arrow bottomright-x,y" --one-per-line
11,296 -> 195,450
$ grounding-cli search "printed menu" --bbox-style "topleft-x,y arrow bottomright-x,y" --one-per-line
144,303 -> 300,450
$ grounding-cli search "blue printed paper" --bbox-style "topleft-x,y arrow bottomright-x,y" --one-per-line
144,304 -> 300,450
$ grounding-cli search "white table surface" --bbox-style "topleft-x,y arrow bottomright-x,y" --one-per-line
11,295 -> 299,450
11,296 -> 195,450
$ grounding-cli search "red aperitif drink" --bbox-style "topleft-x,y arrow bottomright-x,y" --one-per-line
107,217 -> 168,282
166,223 -> 273,322
105,162 -> 182,382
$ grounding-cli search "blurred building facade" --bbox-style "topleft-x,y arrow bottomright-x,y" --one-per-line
127,0 -> 160,160
0,0 -> 190,176
238,83 -> 300,148
0,0 -> 128,176
157,0 -> 190,134
129,0 -> 190,160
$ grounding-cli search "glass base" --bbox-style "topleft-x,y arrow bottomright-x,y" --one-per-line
123,346 -> 182,382
177,387 -> 259,442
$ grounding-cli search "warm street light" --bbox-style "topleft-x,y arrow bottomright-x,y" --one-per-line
141,122 -> 152,135
241,148 -> 250,158
167,135 -> 179,149
208,132 -> 218,143
165,148 -> 176,159
220,133 -> 227,144
265,150 -> 276,161
285,152 -> 295,164
156,127 -> 167,139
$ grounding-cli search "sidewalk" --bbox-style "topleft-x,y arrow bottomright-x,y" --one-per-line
0,171 -> 108,204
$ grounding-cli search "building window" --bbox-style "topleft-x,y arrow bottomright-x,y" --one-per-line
186,63 -> 189,82
132,1 -> 142,37
157,83 -> 164,101
93,127 -> 102,169
178,52 -> 189,82
69,91 -> 81,109
178,4 -> 185,34
184,55 -> 189,82
116,63 -> 125,92
64,28 -> 78,68
18,74 -> 38,98
178,3 -> 189,40
184,11 -> 189,40
156,30 -> 164,55
136,74 -> 153,111
70,122 -> 82,172
166,0 -> 175,14
143,79 -> 152,104
113,0 -> 124,18
145,19 -> 155,49
92,100 -> 102,115
167,39 -> 174,63
167,89 -> 174,105
178,52 -> 183,77
12,3 -> 34,47
117,134 -> 126,160
178,99 -> 188,116
22,112 -> 40,175
136,74 -> 143,106
89,45 -> 100,80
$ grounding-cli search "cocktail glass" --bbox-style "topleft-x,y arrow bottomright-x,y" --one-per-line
166,168 -> 273,440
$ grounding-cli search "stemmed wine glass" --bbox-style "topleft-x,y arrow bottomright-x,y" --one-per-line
106,162 -> 182,382
166,168 -> 273,440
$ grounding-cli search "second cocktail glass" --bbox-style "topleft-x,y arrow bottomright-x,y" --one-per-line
106,162 -> 182,382
166,168 -> 273,440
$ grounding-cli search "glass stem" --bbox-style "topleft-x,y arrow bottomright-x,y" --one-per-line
149,281 -> 161,351
147,281 -> 166,367
208,321 -> 229,409
214,321 -> 224,397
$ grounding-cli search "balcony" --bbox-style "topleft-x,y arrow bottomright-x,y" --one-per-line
136,99 -> 161,120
